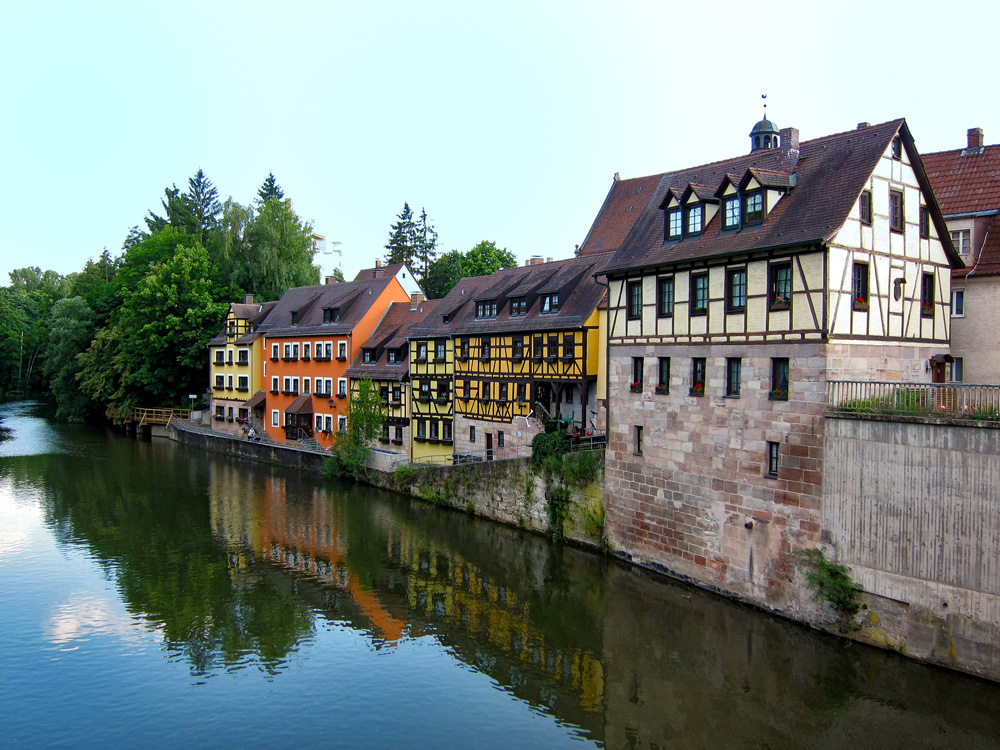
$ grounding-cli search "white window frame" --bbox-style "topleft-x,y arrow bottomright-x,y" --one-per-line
271,409 -> 279,427
338,378 -> 348,397
950,227 -> 972,256
950,357 -> 964,383
237,375 -> 248,390
338,341 -> 348,359
272,343 -> 279,359
338,415 -> 348,433
951,288 -> 965,317
271,376 -> 278,391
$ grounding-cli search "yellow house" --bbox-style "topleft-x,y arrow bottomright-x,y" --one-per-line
207,296 -> 276,435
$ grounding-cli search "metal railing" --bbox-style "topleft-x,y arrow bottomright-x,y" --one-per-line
826,381 -> 1000,420
394,442 -> 535,468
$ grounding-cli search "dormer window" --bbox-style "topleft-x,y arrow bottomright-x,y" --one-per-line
509,296 -> 526,317
541,293 -> 559,314
475,300 -> 497,319
323,307 -> 340,324
743,191 -> 764,225
685,204 -> 703,235
667,208 -> 682,238
723,196 -> 740,229
363,349 -> 374,364
387,349 -> 398,364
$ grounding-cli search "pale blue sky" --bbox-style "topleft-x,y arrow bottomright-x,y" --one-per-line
1,0 -> 996,286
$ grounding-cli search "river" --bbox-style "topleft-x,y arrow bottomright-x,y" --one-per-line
2,400 -> 999,749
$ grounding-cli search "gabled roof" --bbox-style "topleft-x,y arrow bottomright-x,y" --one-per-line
345,299 -> 441,380
207,300 -> 278,347
602,119 -> 962,275
255,277 -> 398,337
412,254 -> 611,336
577,173 -> 663,256
923,142 -> 1000,216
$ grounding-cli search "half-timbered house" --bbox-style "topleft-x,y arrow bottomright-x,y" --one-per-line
599,118 -> 961,608
254,267 -> 412,447
207,296 -> 276,435
345,297 -> 439,463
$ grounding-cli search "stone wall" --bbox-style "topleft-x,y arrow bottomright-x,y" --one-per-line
824,414 -> 1000,680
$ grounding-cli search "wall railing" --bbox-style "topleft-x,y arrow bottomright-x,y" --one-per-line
826,381 -> 1000,420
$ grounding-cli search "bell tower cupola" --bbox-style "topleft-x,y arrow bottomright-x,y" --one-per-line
749,95 -> 780,152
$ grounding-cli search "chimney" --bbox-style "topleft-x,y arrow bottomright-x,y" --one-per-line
527,256 -> 544,266
410,292 -> 425,309
324,276 -> 337,285
780,127 -> 800,157
857,122 -> 870,129
243,294 -> 254,304
375,259 -> 382,268
968,128 -> 984,149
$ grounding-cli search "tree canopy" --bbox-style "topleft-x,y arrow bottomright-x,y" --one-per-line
384,202 -> 437,285
422,241 -> 517,298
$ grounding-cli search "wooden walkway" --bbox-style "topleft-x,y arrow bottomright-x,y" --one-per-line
123,407 -> 191,425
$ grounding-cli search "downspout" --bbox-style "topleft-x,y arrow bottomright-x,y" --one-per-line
593,271 -> 611,438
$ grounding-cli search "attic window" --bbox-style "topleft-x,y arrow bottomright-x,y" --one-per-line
475,300 -> 497,319
891,136 -> 902,160
291,311 -> 299,325
363,349 -> 374,364
743,191 -> 764,225
723,196 -> 740,229
509,296 -> 526,317
387,349 -> 398,364
667,208 -> 682,239
541,293 -> 559,314
323,307 -> 340,323
684,204 -> 703,235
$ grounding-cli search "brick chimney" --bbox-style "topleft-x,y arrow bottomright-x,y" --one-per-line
375,259 -> 382,268
243,294 -> 254,304
780,127 -> 800,157
410,292 -> 425,309
968,128 -> 984,149
857,122 -> 870,129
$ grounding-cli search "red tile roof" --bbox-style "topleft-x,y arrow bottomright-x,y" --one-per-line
344,299 -> 441,380
577,173 -> 663,256
923,143 -> 1000,216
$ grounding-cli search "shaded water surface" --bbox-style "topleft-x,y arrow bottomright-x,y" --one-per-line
2,401 -> 999,749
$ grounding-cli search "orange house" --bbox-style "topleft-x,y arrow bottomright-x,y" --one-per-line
255,264 -> 414,448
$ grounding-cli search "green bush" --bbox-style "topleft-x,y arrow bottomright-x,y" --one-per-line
561,450 -> 599,487
798,549 -> 863,629
393,463 -> 415,486
531,431 -> 571,471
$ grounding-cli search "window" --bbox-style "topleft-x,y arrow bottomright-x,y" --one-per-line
475,300 -> 497,319
215,374 -> 225,389
416,342 -> 428,361
950,357 -> 964,383
920,206 -> 930,238
271,409 -> 279,427
430,421 -> 439,440
303,378 -> 310,394
627,280 -> 642,320
436,341 -> 446,360
363,349 -> 373,364
685,204 -> 703,235
723,196 -> 740,229
726,358 -> 742,397
533,335 -> 543,359
547,335 -> 558,359
889,189 -> 904,233
657,276 -> 675,318
271,343 -> 279,360
859,190 -> 872,226
214,350 -> 225,365
419,381 -> 430,401
691,358 -> 706,396
517,383 -> 528,402
852,263 -> 869,308
323,307 -> 340,323
498,431 -> 504,448
726,268 -> 747,313
325,415 -> 333,432
952,288 -> 965,317
316,415 -> 324,432
283,343 -> 292,359
921,272 -> 935,317
634,425 -> 643,456
631,357 -> 643,392
891,136 -> 902,159
498,382 -> 508,401
301,343 -> 310,360
392,386 -> 401,403
766,442 -> 780,477
541,293 -> 559,314
227,349 -> 233,365
470,426 -> 476,443
380,386 -> 389,403
657,357 -> 670,393
215,405 -> 225,419
226,375 -> 233,391
282,376 -> 292,394
337,378 -> 347,397
691,273 -> 708,314
564,385 -> 575,404
951,229 -> 971,255
292,344 -> 299,359
388,349 -> 398,364
338,416 -> 347,433
770,358 -> 789,400
481,337 -> 491,360
270,376 -> 278,393
237,375 -> 249,392
438,381 -> 450,401
513,338 -> 524,359
324,342 -> 333,359
510,297 -> 526,316
744,191 -> 764,225
667,208 -> 682,238
442,422 -> 452,441
338,342 -> 347,360
562,334 -> 573,359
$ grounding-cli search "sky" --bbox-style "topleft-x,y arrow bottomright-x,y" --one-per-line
2,0 -> 997,287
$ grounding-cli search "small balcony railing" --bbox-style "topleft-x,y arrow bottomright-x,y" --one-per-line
826,381 -> 1000,421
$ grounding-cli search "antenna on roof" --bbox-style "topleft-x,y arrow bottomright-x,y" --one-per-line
762,93 -> 767,118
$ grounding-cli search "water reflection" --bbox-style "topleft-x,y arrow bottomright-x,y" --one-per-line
4,402 -> 1000,748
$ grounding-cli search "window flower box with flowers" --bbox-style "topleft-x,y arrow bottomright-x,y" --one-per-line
655,383 -> 669,395
852,296 -> 869,312
689,383 -> 705,396
768,388 -> 788,401
630,381 -> 643,393
921,302 -> 934,317
770,295 -> 790,311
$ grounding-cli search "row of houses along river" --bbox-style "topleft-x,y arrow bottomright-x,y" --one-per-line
2,400 -> 999,748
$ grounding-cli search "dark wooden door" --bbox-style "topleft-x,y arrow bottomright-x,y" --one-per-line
485,432 -> 493,461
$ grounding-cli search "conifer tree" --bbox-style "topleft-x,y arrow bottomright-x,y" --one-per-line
258,172 -> 284,203
384,202 -> 418,269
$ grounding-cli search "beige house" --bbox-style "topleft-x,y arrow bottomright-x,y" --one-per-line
598,118 -> 961,609
923,128 -> 1000,384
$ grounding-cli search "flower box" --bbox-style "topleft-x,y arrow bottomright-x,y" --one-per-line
655,384 -> 669,395
921,303 -> 934,317
853,298 -> 869,312
630,382 -> 643,393
768,390 -> 788,401
689,384 -> 705,396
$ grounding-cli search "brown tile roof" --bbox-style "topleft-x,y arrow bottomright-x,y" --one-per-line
412,254 -> 611,337
345,299 -> 441,380
923,143 -> 1000,216
601,119 -> 961,275
207,300 -> 278,346
255,277 -> 397,337
577,173 -> 663,256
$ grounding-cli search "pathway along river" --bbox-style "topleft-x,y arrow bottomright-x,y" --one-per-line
2,401 -> 1000,749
